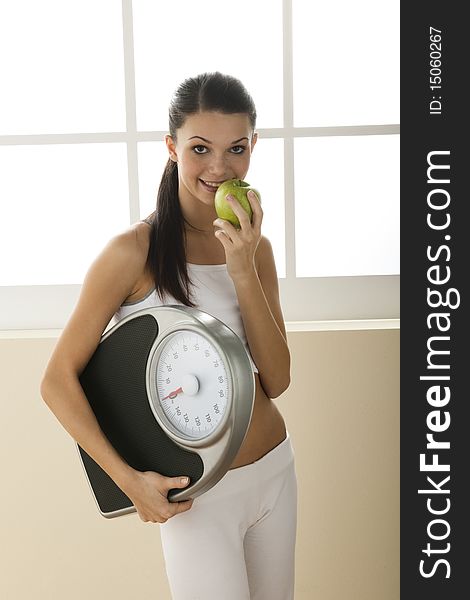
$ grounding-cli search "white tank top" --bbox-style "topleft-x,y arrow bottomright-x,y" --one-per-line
110,263 -> 258,373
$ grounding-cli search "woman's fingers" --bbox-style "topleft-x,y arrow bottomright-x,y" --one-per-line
213,217 -> 237,243
226,193 -> 252,229
212,191 -> 262,278
213,190 -> 263,237
247,189 -> 263,230
172,498 -> 194,515
164,475 -> 191,491
161,475 -> 193,516
129,471 -> 193,523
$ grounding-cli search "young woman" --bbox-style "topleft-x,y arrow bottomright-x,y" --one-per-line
41,72 -> 297,600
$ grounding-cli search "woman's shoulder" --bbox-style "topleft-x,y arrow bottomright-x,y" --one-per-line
132,219 -> 152,255
89,221 -> 152,299
108,220 -> 152,264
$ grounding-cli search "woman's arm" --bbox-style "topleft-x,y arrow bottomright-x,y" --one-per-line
234,235 -> 290,398
213,193 -> 291,399
40,225 -> 192,522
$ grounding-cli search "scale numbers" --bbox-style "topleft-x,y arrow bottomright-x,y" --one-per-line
155,330 -> 230,439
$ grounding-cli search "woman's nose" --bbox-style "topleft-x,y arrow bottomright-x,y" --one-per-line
207,153 -> 228,177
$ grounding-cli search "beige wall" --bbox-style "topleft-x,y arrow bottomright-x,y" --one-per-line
0,327 -> 399,599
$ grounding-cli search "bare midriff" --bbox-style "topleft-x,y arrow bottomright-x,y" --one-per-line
229,375 -> 286,469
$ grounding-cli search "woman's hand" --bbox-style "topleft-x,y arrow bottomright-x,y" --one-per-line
213,190 -> 263,280
124,470 -> 193,523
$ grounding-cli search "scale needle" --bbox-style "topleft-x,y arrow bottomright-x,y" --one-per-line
161,386 -> 183,401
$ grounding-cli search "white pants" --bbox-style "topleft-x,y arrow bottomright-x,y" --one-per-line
159,433 -> 297,600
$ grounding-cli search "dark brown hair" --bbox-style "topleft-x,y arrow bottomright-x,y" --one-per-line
144,72 -> 257,305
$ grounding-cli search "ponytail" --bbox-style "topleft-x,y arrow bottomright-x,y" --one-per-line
145,159 -> 195,306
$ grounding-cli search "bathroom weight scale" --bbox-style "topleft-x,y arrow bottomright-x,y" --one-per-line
77,305 -> 255,518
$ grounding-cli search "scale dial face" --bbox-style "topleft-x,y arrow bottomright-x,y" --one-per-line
153,329 -> 231,441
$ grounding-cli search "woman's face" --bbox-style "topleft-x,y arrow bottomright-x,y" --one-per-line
165,111 -> 257,209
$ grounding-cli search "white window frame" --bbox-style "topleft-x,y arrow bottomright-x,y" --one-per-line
0,0 -> 399,331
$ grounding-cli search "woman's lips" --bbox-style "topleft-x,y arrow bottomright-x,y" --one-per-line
199,179 -> 223,193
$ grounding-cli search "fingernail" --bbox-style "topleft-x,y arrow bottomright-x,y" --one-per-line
180,477 -> 189,484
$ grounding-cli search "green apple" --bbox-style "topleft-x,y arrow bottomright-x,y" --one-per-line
214,179 -> 261,228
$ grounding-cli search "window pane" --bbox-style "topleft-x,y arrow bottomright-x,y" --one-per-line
0,144 -> 130,285
247,139 -> 285,277
0,0 -> 125,134
132,0 -> 283,131
138,139 -> 285,277
295,135 -> 399,277
293,0 -> 400,126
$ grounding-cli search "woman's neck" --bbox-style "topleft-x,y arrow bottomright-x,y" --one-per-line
179,186 -> 218,231
184,227 -> 226,265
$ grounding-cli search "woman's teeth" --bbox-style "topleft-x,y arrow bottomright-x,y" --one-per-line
202,180 -> 221,188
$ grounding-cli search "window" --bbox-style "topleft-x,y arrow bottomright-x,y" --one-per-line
0,0 -> 399,329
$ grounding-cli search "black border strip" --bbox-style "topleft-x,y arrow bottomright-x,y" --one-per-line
401,3 -> 467,597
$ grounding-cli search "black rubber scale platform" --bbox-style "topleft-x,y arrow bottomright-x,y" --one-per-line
78,314 -> 203,516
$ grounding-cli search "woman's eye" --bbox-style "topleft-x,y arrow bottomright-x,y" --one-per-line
231,145 -> 246,154
193,145 -> 208,154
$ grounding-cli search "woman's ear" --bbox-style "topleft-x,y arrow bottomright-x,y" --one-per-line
250,131 -> 258,152
165,134 -> 178,162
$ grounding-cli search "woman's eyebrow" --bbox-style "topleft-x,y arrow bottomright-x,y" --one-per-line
187,136 -> 249,144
